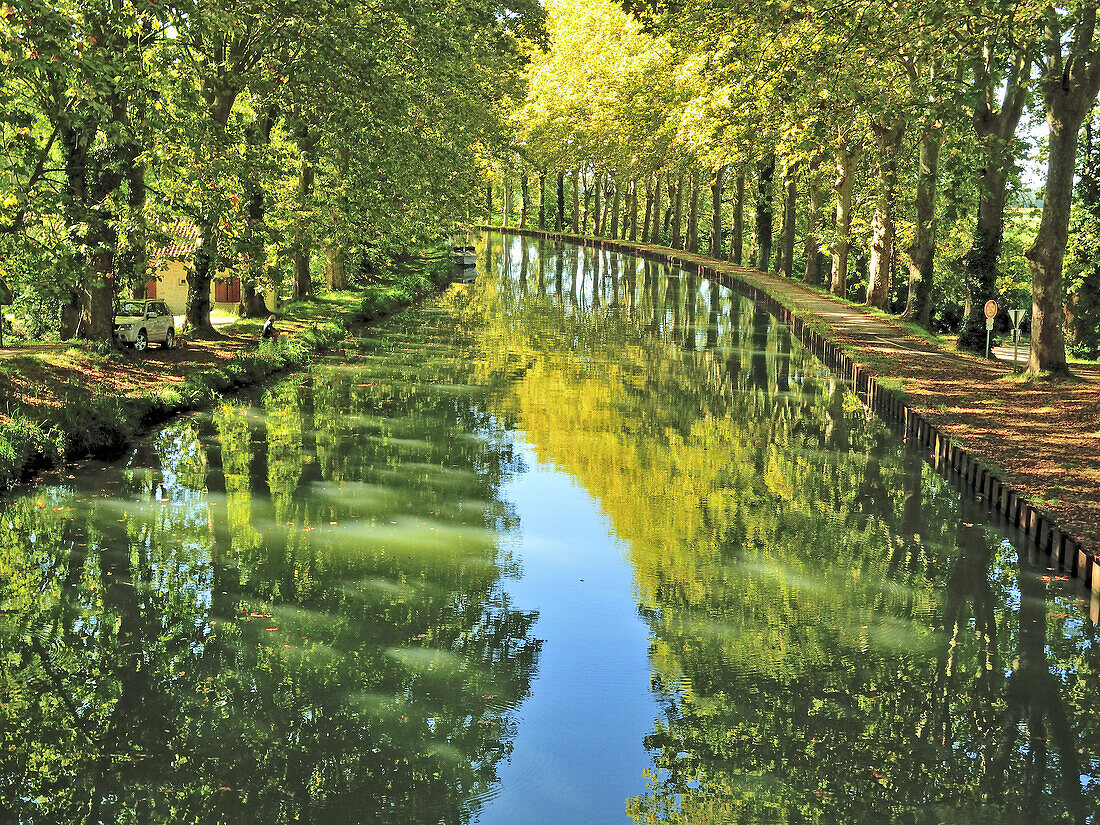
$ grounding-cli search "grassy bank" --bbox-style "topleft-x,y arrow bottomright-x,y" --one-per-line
0,269 -> 445,491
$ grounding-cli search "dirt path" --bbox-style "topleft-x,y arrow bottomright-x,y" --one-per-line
627,243 -> 1100,554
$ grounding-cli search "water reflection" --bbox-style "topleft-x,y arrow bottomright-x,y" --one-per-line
477,233 -> 1100,823
0,293 -> 540,823
0,233 -> 1097,823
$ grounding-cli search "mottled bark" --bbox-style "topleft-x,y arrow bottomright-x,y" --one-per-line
903,130 -> 942,327
520,172 -> 529,229
642,176 -> 654,242
777,163 -> 796,277
686,169 -> 699,254
611,178 -> 621,239
538,172 -> 546,230
958,43 -> 1031,353
649,173 -> 663,245
804,174 -> 825,285
1025,8 -> 1100,376
730,170 -> 744,265
571,169 -> 580,234
831,141 -> 860,298
710,165 -> 725,258
556,170 -> 565,231
670,172 -> 684,249
629,180 -> 639,241
867,121 -> 905,309
291,132 -> 316,300
755,155 -> 775,272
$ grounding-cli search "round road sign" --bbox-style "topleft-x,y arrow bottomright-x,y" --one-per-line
984,300 -> 998,319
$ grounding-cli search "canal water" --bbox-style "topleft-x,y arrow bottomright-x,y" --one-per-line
1,233 -> 1097,824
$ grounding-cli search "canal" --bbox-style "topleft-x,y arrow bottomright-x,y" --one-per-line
1,232 -> 1097,823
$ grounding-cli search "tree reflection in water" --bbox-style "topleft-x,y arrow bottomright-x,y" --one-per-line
475,233 -> 1100,824
0,291 -> 540,824
2,233 -> 1099,824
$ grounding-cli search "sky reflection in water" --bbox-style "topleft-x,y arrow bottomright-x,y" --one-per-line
0,233 -> 1097,824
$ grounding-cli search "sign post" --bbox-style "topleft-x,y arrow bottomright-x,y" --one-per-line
983,300 -> 998,360
1008,308 -> 1027,373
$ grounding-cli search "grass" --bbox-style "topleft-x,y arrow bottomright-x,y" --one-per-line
0,266 -> 446,491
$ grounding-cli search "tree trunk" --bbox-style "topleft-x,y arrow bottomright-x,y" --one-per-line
831,141 -> 859,298
556,170 -> 565,231
186,219 -> 217,333
778,162 -> 796,277
903,129 -> 942,327
629,180 -> 639,241
958,44 -> 1031,353
671,172 -> 684,249
571,169 -> 580,233
867,121 -> 905,309
593,172 -> 602,236
730,169 -> 744,265
686,169 -> 700,254
650,173 -> 663,245
325,247 -> 347,290
1025,35 -> 1100,375
292,134 -> 316,300
538,171 -> 546,230
502,177 -> 511,228
710,165 -> 725,258
241,108 -> 276,317
520,172 -> 529,229
755,155 -> 775,271
642,175 -> 654,242
804,173 -> 825,285
486,183 -> 493,221
611,179 -> 622,240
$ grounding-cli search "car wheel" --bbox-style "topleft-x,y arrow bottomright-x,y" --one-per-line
164,328 -> 175,349
134,330 -> 148,351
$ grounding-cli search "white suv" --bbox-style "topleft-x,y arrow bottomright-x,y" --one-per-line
114,299 -> 176,351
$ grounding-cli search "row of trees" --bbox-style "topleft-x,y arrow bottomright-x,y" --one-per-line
0,0 -> 544,340
488,0 -> 1100,374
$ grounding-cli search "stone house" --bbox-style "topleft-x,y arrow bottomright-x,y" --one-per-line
142,222 -> 277,315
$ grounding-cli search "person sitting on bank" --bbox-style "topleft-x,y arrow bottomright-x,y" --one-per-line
261,315 -> 279,343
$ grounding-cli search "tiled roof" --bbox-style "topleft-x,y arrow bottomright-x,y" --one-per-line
154,221 -> 201,260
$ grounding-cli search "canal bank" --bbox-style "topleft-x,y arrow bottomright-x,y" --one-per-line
477,227 -> 1100,594
0,271 -> 446,494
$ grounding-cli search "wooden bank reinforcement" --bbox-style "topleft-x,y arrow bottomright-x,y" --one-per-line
476,226 -> 1096,604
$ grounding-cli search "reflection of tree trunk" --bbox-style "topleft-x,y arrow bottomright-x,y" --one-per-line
683,273 -> 697,350
750,304 -> 769,392
774,324 -> 790,392
666,275 -> 681,342
824,377 -> 847,450
923,497 -> 999,752
706,280 -> 720,350
519,242 -> 528,293
989,555 -> 1086,823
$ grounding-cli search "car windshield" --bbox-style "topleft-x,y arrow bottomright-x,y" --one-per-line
118,302 -> 145,316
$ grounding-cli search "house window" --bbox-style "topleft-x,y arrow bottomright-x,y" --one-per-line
214,277 -> 241,303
